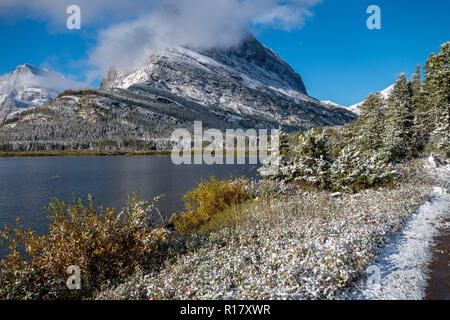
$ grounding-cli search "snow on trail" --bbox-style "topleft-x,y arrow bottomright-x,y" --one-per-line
346,182 -> 449,300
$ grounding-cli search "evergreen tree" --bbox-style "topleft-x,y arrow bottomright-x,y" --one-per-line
422,42 -> 450,156
330,145 -> 395,192
410,65 -> 424,152
289,131 -> 331,189
356,93 -> 385,153
279,129 -> 291,157
382,73 -> 413,161
262,130 -> 331,189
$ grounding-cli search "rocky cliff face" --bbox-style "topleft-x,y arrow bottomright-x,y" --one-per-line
0,64 -> 66,122
101,34 -> 355,128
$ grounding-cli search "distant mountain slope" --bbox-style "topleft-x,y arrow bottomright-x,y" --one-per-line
320,100 -> 349,110
0,64 -> 70,122
0,87 -> 289,151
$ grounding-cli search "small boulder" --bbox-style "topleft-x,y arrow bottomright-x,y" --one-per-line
428,153 -> 444,168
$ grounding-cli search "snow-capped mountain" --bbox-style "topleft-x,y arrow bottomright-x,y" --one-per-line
1,35 -> 357,151
349,84 -> 394,114
101,34 -> 355,128
0,64 -> 70,122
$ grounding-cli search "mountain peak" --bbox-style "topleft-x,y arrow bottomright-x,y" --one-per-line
0,65 -> 68,122
14,64 -> 50,77
100,34 -> 354,128
198,34 -> 307,94
101,34 -> 307,94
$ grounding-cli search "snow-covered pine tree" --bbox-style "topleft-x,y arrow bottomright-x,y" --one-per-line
262,130 -> 332,189
382,73 -> 413,162
330,145 -> 395,192
422,42 -> 450,156
355,92 -> 385,154
410,65 -> 424,153
289,130 -> 331,189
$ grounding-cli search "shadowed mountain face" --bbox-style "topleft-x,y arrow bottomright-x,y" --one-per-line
198,34 -> 307,94
0,36 -> 356,151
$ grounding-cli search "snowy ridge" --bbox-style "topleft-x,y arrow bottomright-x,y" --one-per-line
320,100 -> 349,111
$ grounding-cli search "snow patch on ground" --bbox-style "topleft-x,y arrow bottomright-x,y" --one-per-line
345,182 -> 449,300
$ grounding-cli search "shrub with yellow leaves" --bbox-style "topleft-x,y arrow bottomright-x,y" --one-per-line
171,176 -> 252,234
0,193 -> 169,300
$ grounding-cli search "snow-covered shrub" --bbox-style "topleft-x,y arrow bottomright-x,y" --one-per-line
261,130 -> 395,192
330,146 -> 396,192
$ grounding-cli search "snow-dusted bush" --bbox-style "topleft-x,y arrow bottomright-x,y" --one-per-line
329,146 -> 396,192
262,130 -> 395,192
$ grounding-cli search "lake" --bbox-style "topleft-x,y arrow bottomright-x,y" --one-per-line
0,155 -> 259,239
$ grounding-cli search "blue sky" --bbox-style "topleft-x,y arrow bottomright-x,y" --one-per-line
0,0 -> 449,106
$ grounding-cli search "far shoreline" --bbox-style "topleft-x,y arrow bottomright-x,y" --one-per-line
0,149 -> 262,158
0,150 -> 173,158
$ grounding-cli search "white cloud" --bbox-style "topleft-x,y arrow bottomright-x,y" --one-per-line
0,0 -> 322,82
253,4 -> 314,30
0,0 -> 160,26
86,0 -> 322,80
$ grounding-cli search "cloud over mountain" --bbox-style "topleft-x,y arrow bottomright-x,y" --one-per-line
86,0 -> 322,79
0,0 -> 322,82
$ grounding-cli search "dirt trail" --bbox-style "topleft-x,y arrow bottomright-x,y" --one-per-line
425,218 -> 450,300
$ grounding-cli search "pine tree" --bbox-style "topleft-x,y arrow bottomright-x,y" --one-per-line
279,129 -> 291,157
382,73 -> 413,162
356,93 -> 385,153
289,130 -> 331,189
263,130 -> 332,189
422,42 -> 450,156
410,65 -> 422,111
410,65 -> 424,152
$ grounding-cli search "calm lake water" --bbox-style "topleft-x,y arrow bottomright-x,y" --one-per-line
0,156 -> 259,238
